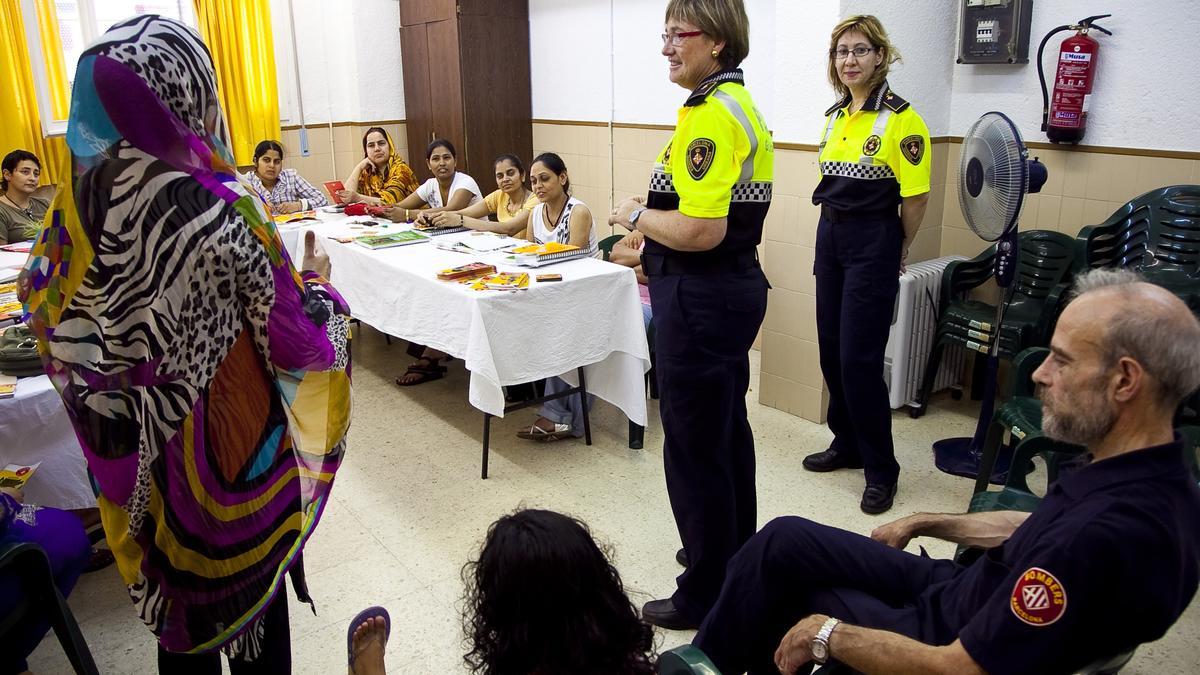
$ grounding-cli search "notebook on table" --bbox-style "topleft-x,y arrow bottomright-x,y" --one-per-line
507,242 -> 588,267
353,230 -> 430,250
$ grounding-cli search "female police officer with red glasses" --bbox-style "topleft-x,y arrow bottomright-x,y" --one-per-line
610,0 -> 773,630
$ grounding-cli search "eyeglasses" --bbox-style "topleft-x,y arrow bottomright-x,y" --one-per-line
832,46 -> 876,60
661,30 -> 704,46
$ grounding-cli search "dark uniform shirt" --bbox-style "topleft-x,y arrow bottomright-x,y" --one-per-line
645,69 -> 773,263
919,440 -> 1200,674
813,80 -> 931,212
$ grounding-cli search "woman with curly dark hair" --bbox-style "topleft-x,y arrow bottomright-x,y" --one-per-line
463,509 -> 657,675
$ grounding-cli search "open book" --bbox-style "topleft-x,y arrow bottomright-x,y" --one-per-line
354,230 -> 430,250
0,462 -> 40,489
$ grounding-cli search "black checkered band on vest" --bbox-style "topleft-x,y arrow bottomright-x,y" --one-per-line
731,181 -> 773,202
649,169 -> 675,193
819,161 -> 896,180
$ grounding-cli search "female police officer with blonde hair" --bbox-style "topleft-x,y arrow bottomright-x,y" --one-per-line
801,15 -> 931,515
610,0 -> 772,630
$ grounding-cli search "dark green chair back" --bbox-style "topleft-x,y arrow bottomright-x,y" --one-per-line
1074,185 -> 1200,304
657,645 -> 721,674
599,233 -> 624,261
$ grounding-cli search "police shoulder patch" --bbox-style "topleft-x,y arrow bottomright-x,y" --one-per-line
900,134 -> 925,166
1010,567 -> 1067,627
686,138 -> 716,180
862,134 -> 881,157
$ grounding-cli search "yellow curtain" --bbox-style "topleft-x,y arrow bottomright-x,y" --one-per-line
0,0 -> 69,186
193,0 -> 281,166
34,0 -> 69,119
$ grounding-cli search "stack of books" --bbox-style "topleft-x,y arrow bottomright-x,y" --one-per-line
469,272 -> 530,292
437,262 -> 497,281
508,242 -> 588,267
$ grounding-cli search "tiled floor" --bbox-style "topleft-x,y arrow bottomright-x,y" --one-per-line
28,327 -> 1199,673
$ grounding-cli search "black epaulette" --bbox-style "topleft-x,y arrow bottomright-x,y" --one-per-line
824,94 -> 851,117
882,89 -> 911,113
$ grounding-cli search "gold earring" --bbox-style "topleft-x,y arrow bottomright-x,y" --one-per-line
711,49 -> 719,58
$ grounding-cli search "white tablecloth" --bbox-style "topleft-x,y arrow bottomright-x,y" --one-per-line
280,216 -> 651,424
0,249 -> 27,281
0,375 -> 96,510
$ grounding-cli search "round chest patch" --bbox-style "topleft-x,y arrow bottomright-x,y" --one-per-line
1010,567 -> 1067,626
862,134 -> 881,156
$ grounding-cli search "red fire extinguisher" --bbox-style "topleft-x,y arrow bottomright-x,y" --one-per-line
1037,14 -> 1112,144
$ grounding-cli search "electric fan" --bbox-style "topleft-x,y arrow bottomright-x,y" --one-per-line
932,112 -> 1047,481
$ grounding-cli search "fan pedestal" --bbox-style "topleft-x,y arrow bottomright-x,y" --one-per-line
932,437 -> 1013,485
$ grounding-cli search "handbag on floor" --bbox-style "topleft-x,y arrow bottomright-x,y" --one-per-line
0,324 -> 44,376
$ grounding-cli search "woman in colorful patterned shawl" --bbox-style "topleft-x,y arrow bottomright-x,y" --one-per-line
18,15 -> 352,671
338,127 -> 420,205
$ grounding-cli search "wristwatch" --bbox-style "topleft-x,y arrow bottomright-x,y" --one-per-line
811,617 -> 841,665
628,207 -> 647,229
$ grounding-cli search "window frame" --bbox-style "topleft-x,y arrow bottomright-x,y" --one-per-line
22,0 -> 201,137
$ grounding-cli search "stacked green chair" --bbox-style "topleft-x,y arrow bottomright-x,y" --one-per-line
1074,185 -> 1200,312
657,645 -> 721,674
970,347 -> 1084,494
914,230 -> 1075,417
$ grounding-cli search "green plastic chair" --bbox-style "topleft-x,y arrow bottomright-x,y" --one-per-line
657,645 -> 721,674
599,233 -> 624,260
971,347 -> 1085,492
1074,184 -> 1200,312
914,230 -> 1075,417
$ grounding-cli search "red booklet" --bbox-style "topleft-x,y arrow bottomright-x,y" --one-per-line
324,180 -> 346,205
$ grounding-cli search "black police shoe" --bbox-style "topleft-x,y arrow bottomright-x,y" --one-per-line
675,547 -> 688,567
860,483 -> 898,514
642,599 -> 700,631
802,448 -> 864,472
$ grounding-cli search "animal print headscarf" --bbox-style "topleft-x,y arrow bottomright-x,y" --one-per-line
21,15 -> 352,657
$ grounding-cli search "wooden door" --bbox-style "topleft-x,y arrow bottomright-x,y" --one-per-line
457,8 -> 531,181
400,19 -> 464,182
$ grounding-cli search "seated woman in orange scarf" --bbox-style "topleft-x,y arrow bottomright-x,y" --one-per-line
337,127 -> 420,205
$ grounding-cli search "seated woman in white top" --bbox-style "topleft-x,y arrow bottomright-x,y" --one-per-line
520,152 -> 598,258
424,154 -> 538,236
388,138 -> 482,223
242,140 -> 328,214
514,152 -> 598,442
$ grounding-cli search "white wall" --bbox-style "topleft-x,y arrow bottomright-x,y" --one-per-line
529,0 -> 777,129
839,0 -> 956,137
947,0 -> 1200,151
271,0 -> 406,126
269,0 -> 1200,152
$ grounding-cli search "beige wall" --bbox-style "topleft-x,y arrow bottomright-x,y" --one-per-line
274,122 -> 410,189
528,123 -> 1200,424
939,143 -> 1200,258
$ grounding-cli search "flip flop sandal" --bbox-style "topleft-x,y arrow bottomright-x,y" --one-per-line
395,363 -> 445,386
516,422 -> 573,442
406,357 -> 448,374
347,605 -> 391,672
84,547 -> 115,573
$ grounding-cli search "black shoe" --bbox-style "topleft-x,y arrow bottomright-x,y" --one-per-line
802,448 -> 864,473
675,547 -> 688,567
641,599 -> 700,630
860,483 -> 898,514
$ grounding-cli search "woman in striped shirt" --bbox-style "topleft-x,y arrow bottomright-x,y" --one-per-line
243,140 -> 328,214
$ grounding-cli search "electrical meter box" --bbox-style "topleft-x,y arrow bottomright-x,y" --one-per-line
957,0 -> 1034,64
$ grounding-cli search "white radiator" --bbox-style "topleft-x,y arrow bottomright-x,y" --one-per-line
885,256 -> 967,409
